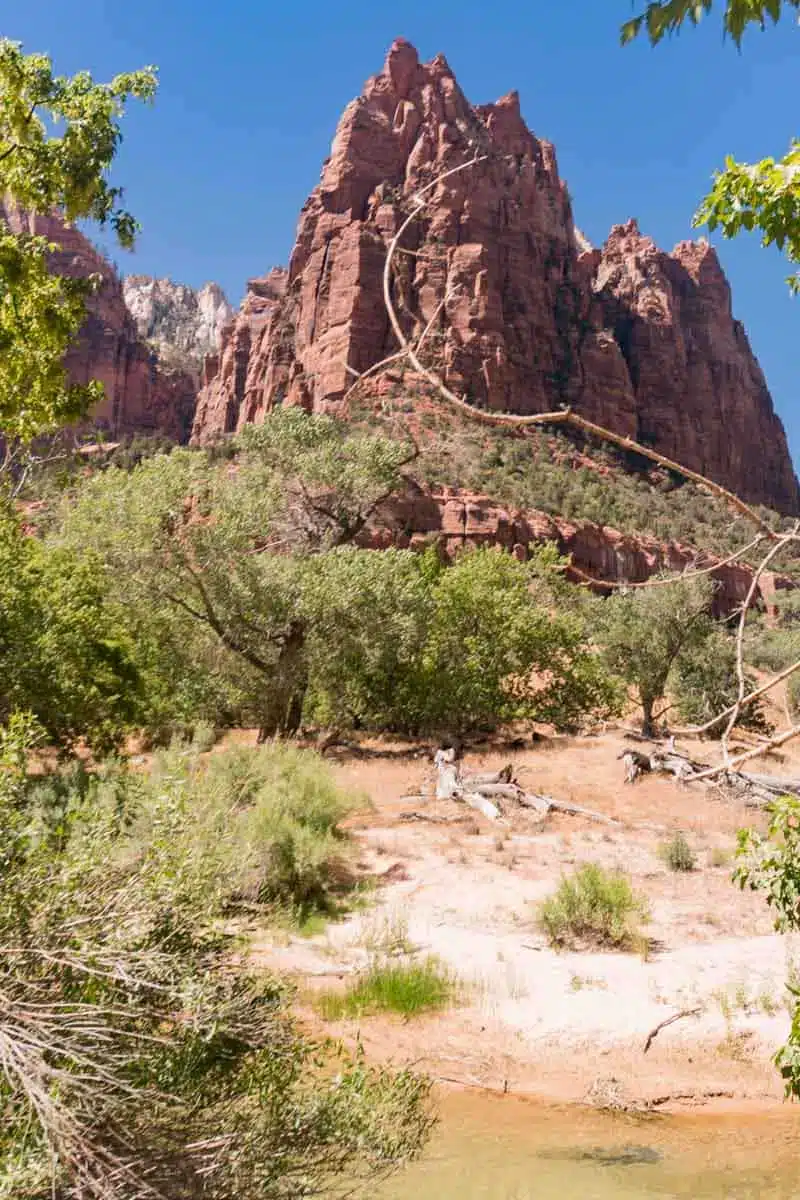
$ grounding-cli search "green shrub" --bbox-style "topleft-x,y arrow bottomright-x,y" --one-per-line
537,864 -> 649,950
659,831 -> 697,872
0,726 -> 432,1195
142,742 -> 367,918
318,957 -> 458,1020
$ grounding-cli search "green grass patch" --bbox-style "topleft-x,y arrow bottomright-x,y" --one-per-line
317,957 -> 458,1020
537,863 -> 649,951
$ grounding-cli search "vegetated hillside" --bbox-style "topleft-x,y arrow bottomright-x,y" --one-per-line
123,275 -> 233,378
192,38 -> 799,515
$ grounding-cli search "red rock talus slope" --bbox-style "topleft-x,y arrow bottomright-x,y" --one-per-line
192,39 -> 798,513
1,205 -> 197,443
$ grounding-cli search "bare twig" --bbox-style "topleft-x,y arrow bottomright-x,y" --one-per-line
643,1007 -> 702,1053
719,526 -> 800,763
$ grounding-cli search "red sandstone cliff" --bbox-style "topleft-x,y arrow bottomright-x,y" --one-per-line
192,39 -> 798,513
1,205 -> 197,443
362,482 -> 791,618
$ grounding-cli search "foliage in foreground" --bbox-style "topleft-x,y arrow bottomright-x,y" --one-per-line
0,721 -> 432,1197
0,39 -> 157,447
735,796 -> 800,1097
317,957 -> 458,1021
537,864 -> 649,951
621,2 -> 800,292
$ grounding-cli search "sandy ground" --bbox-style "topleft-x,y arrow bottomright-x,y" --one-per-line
244,729 -> 800,1113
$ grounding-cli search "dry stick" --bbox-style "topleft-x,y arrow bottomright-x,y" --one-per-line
720,527 -> 800,764
384,166 -> 778,540
690,722 -> 800,782
643,1007 -> 703,1054
673,653 -> 800,736
567,532 -> 767,593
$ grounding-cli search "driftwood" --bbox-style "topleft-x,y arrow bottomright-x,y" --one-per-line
643,1007 -> 702,1054
431,752 -> 619,826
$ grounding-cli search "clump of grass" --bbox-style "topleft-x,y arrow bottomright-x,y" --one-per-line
317,957 -> 458,1020
537,863 -> 649,951
708,846 -> 732,869
658,831 -> 696,873
361,912 -> 414,956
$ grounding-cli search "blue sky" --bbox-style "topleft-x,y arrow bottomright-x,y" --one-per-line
7,1 -> 799,463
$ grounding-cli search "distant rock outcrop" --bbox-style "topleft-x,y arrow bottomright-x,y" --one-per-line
0,205 -> 198,443
123,276 -> 233,377
362,482 -> 794,618
191,38 -> 798,513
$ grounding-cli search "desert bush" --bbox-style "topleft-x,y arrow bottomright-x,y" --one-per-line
537,863 -> 649,950
659,831 -> 697,872
0,724 -> 432,1197
318,957 -> 458,1020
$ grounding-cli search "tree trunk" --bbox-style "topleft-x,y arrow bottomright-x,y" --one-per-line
257,621 -> 307,740
640,695 -> 656,738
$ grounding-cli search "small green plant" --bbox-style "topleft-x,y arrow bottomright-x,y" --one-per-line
569,973 -> 608,992
361,912 -> 414,956
317,957 -> 458,1020
709,846 -> 733,869
659,831 -> 697,873
537,863 -> 649,951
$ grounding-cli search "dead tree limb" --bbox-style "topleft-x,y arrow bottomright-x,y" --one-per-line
643,1007 -> 703,1054
720,527 -> 800,764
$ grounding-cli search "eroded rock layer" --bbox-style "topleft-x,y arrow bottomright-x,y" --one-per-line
192,39 -> 798,512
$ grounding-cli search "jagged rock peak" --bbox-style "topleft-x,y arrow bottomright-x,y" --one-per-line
123,275 -> 234,375
191,39 -> 798,513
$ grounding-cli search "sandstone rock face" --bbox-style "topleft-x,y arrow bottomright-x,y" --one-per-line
123,276 -> 233,376
192,39 -> 798,513
1,205 -> 197,443
362,483 -> 791,618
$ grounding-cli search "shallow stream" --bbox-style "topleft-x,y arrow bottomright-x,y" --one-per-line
379,1090 -> 799,1198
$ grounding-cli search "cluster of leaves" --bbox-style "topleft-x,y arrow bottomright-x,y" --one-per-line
0,38 -> 156,452
621,2 -> 800,291
621,0 -> 800,47
0,726 -> 433,1197
735,796 -> 800,1097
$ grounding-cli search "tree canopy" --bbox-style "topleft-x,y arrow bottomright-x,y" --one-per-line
0,40 -> 157,445
622,1 -> 800,292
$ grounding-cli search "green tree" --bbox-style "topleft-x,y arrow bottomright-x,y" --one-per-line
0,39 -> 157,447
57,411 -> 420,738
0,511 -> 140,753
621,1 -> 800,291
406,546 -> 620,736
598,576 -> 716,735
673,626 -> 773,735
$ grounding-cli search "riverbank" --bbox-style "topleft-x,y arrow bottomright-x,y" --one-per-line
245,730 -> 799,1114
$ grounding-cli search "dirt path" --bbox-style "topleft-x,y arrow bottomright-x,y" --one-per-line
247,732 -> 800,1113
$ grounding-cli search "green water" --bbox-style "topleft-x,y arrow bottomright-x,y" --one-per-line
380,1091 -> 800,1198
